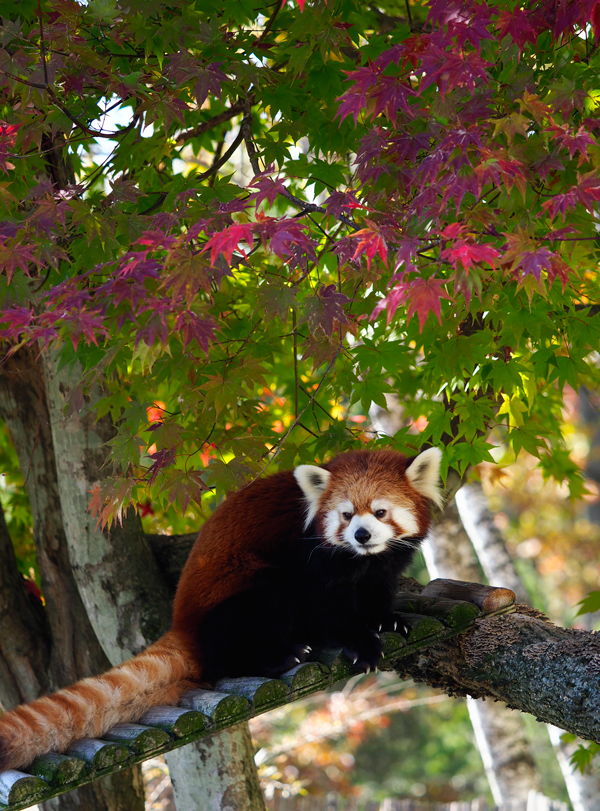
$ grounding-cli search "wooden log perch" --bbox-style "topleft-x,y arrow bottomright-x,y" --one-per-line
0,578 -> 599,811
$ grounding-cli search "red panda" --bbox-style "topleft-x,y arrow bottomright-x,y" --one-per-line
0,447 -> 442,771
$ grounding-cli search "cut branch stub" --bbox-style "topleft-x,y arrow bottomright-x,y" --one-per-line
65,739 -> 129,770
397,613 -> 446,644
138,705 -> 210,738
103,723 -> 170,755
394,593 -> 482,628
28,753 -> 86,786
179,689 -> 251,726
214,677 -> 290,711
0,771 -> 46,806
421,578 -> 516,613
280,662 -> 330,696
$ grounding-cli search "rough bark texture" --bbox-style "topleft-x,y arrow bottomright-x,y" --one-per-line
41,352 -> 172,665
165,724 -> 266,811
0,347 -> 110,689
39,352 -> 266,811
0,347 -> 147,811
394,606 -> 600,744
426,501 -> 539,809
0,500 -> 49,708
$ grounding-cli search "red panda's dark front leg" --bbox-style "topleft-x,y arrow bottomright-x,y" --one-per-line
195,569 -> 311,682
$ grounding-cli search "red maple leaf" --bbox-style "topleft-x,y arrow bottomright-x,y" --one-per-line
0,242 -> 40,284
372,275 -> 452,332
497,7 -> 537,51
250,175 -> 289,210
405,277 -> 452,332
203,223 -> 255,266
441,239 -> 500,274
349,224 -> 388,269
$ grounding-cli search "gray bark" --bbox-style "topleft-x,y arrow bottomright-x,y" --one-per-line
0,347 -> 146,811
426,501 -> 539,809
165,724 -> 266,811
394,604 -> 600,745
0,347 -> 110,689
41,352 -> 172,664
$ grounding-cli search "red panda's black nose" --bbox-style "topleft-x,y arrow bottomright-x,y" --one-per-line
354,527 -> 371,544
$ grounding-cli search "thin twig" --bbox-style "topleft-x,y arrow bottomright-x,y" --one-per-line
37,0 -> 49,86
258,0 -> 283,43
176,101 -> 247,145
257,342 -> 343,475
241,102 -> 261,175
292,308 -> 299,420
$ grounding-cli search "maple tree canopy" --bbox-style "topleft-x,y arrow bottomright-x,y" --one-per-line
1,0 -> 599,526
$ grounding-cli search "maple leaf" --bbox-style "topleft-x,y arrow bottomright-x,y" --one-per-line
405,277 -> 452,332
349,224 -> 388,269
497,7 -> 537,51
545,123 -> 596,161
64,309 -> 108,350
441,239 -> 499,274
250,175 -> 289,210
203,222 -> 254,266
303,284 -> 350,338
547,254 -> 574,291
0,122 -> 19,173
372,275 -> 452,332
175,310 -> 216,355
146,446 -> 177,486
193,62 -> 228,108
0,241 -> 40,283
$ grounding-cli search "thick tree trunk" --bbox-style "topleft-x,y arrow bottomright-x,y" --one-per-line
41,351 -> 266,811
41,352 -> 172,664
426,501 -> 539,809
0,348 -> 146,811
165,724 -> 266,811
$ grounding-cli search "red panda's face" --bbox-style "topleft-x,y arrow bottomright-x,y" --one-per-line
294,447 -> 443,556
321,493 -> 421,555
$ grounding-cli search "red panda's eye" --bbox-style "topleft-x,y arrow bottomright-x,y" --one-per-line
342,512 -> 353,521
374,509 -> 387,519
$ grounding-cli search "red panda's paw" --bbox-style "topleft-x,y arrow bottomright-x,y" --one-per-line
370,613 -> 398,633
263,644 -> 312,678
343,630 -> 382,674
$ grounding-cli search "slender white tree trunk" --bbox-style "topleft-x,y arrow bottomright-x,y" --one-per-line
456,481 -> 600,811
426,500 -> 539,810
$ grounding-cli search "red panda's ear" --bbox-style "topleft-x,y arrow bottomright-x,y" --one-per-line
294,465 -> 332,526
406,447 -> 444,508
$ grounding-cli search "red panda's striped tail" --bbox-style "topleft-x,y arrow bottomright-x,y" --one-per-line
0,629 -> 200,772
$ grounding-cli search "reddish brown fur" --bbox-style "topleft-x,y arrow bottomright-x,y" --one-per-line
0,450 -> 432,771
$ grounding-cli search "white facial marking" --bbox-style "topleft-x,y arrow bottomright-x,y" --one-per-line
324,509 -> 341,542
391,506 -> 419,537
